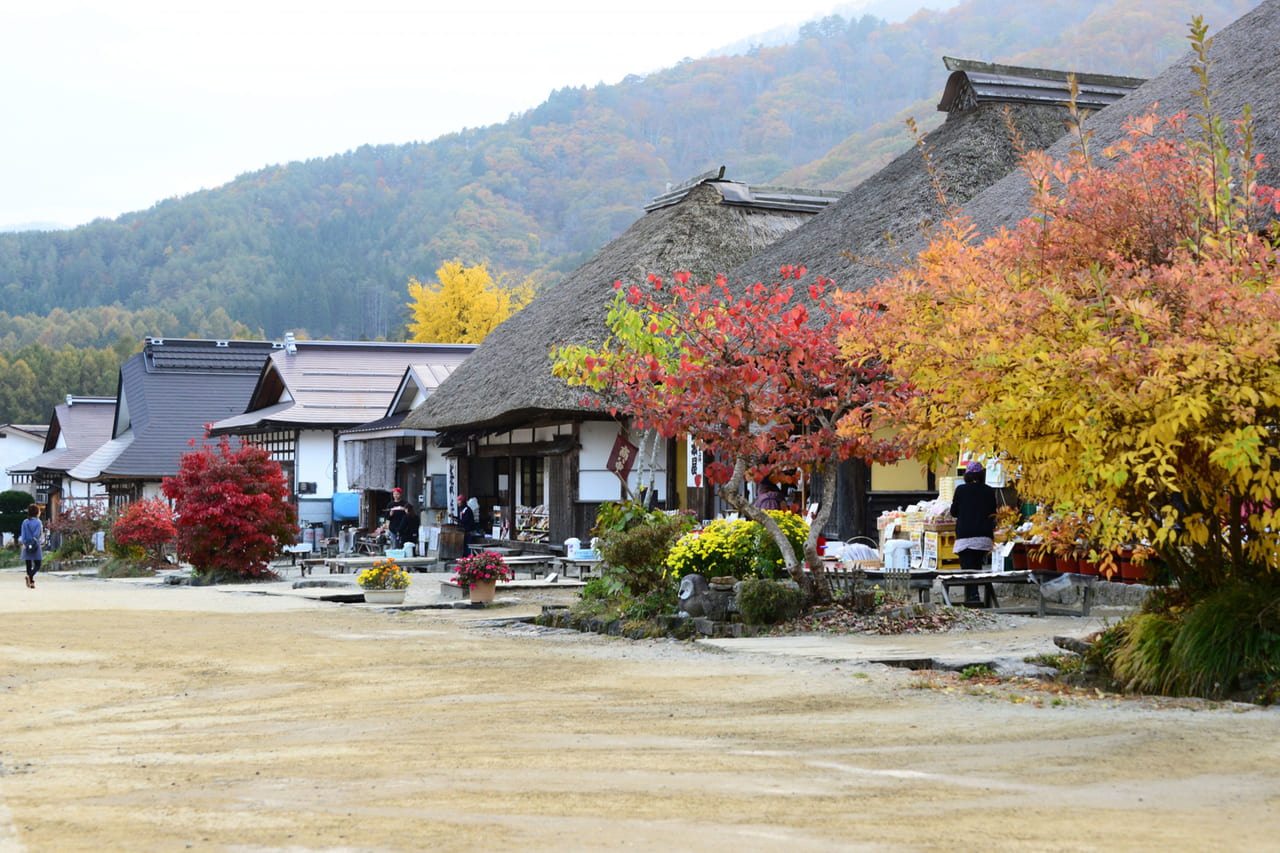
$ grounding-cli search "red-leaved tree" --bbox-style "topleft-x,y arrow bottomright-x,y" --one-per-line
554,268 -> 911,599
112,497 -> 178,568
162,436 -> 299,581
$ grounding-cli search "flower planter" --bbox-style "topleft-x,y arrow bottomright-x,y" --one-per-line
1028,550 -> 1055,573
1076,554 -> 1099,576
363,588 -> 407,605
1119,553 -> 1146,584
469,579 -> 497,603
1054,554 -> 1080,574
1010,542 -> 1030,571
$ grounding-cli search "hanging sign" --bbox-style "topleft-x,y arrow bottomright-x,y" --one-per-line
607,433 -> 639,485
686,441 -> 704,488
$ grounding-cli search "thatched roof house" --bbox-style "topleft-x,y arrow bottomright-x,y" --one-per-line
726,58 -> 1144,540
837,0 -> 1280,291
406,173 -> 837,437
731,58 -> 1145,289
403,172 -> 839,544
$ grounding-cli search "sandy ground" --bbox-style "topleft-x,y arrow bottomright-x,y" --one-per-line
1,568 -> 1277,852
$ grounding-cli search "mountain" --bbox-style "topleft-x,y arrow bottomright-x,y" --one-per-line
0,0 -> 1260,346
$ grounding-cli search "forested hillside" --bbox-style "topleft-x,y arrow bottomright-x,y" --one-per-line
0,0 -> 1260,424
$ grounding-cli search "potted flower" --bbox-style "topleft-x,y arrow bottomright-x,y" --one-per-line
453,550 -> 513,603
357,557 -> 412,604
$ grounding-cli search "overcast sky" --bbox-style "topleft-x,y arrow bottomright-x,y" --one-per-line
1,0 -> 887,229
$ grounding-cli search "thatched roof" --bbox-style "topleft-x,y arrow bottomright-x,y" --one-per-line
838,0 -> 1280,291
405,178 -> 833,435
730,58 -> 1148,289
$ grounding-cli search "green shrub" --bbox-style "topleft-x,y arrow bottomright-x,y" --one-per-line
1102,580 -> 1280,700
1169,582 -> 1280,698
593,500 -> 659,535
0,543 -> 22,569
737,578 -> 805,625
0,490 -> 32,538
96,557 -> 157,578
595,507 -> 696,597
1107,611 -> 1181,694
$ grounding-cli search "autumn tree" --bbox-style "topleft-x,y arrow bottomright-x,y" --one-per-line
406,261 -> 534,344
862,28 -> 1280,597
554,269 -> 910,599
111,497 -> 178,569
162,436 -> 298,581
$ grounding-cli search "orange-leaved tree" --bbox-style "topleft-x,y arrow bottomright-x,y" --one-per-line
859,24 -> 1280,596
554,269 -> 911,599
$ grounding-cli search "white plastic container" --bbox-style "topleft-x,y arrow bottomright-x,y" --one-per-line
564,537 -> 581,558
883,539 -> 914,570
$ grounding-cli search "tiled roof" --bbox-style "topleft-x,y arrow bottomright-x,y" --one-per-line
212,341 -> 475,433
69,338 -> 274,481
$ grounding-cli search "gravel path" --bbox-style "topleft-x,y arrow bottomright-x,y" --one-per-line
1,568 -> 1276,851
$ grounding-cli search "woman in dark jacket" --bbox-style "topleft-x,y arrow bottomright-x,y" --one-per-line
950,461 -> 998,572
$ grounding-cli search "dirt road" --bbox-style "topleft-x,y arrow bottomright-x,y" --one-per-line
1,570 -> 1276,852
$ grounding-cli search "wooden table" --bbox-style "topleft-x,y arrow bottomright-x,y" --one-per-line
498,554 -> 557,579
552,557 -> 602,579
937,570 -> 1095,616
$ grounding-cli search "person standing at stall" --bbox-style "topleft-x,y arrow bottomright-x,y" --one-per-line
456,494 -> 479,552
951,461 -> 998,602
20,503 -> 43,589
386,487 -> 414,548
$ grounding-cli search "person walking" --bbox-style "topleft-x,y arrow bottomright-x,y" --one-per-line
20,503 -> 43,589
950,461 -> 998,604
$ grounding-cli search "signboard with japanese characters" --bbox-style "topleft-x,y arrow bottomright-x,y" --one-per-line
607,433 -> 639,485
687,441 -> 704,488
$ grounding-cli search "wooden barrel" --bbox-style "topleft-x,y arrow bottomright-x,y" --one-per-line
438,524 -> 465,559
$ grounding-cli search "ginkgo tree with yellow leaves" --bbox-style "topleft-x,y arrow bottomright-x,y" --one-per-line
406,261 -> 535,344
858,25 -> 1280,599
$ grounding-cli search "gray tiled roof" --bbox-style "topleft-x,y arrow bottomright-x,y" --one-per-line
69,338 -> 275,481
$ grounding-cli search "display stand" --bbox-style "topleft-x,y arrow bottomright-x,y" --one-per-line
515,505 -> 549,543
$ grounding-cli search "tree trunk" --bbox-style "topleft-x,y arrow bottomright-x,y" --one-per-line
718,456 -> 830,604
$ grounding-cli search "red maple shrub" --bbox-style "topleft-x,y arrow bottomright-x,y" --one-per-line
162,436 -> 298,581
111,497 -> 178,568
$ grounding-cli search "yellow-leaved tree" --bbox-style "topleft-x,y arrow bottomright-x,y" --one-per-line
406,261 -> 534,344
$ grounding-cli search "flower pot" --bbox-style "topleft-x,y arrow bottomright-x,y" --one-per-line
1076,554 -> 1099,576
1028,550 -> 1054,573
363,588 -> 407,605
1119,553 -> 1146,584
1054,554 -> 1079,574
469,578 -> 497,603
1010,542 -> 1030,571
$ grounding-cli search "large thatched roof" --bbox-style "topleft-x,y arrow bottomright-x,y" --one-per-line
405,179 -> 833,435
730,59 -> 1146,289
836,0 -> 1280,291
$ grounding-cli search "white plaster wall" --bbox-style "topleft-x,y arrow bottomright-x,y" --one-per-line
0,433 -> 44,492
297,430 -> 336,499
578,421 -> 667,502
